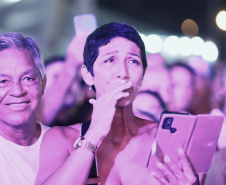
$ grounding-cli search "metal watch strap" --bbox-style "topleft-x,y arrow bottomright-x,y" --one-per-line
73,136 -> 97,154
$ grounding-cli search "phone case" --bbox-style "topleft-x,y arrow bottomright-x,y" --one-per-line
147,113 -> 224,174
73,13 -> 97,34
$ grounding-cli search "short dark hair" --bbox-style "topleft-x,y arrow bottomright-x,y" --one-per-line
0,32 -> 45,79
137,90 -> 166,110
83,22 -> 147,76
44,55 -> 65,67
169,61 -> 195,76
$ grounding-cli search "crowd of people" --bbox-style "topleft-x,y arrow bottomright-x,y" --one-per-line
0,19 -> 225,185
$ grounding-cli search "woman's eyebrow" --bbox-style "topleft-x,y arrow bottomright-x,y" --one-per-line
128,52 -> 141,59
100,51 -> 118,58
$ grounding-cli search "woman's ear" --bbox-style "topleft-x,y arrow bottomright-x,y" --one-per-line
41,75 -> 47,95
81,64 -> 94,86
139,76 -> 143,87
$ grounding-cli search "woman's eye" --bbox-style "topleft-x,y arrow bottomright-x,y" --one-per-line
104,58 -> 114,63
129,59 -> 140,65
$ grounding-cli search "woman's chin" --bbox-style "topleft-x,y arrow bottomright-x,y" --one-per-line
116,97 -> 132,108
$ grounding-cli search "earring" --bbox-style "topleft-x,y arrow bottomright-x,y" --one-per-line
89,86 -> 92,90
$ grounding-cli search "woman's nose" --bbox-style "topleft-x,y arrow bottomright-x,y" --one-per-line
117,62 -> 129,79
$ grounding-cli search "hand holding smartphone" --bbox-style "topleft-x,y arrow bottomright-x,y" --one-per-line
67,14 -> 97,63
147,113 -> 224,174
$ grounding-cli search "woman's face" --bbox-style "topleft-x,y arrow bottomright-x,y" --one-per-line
92,37 -> 144,107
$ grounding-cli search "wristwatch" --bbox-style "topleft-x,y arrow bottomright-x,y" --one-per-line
73,136 -> 97,154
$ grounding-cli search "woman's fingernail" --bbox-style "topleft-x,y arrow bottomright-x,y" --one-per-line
157,162 -> 163,169
178,148 -> 185,155
151,171 -> 157,177
164,155 -> 170,163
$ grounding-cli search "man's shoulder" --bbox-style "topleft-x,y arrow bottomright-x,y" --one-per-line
43,124 -> 81,144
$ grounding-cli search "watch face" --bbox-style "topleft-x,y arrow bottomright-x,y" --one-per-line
73,136 -> 82,149
73,136 -> 97,153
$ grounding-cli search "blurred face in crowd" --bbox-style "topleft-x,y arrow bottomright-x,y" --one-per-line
91,37 -> 144,107
140,67 -> 172,108
133,92 -> 164,121
45,61 -> 78,107
0,48 -> 45,126
45,61 -> 64,92
170,66 -> 193,112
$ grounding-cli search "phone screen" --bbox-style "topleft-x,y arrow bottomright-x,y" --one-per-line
74,14 -> 97,34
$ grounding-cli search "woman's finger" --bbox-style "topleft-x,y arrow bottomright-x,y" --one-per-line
156,161 -> 178,184
89,98 -> 96,105
178,148 -> 197,183
163,156 -> 186,183
151,171 -> 169,185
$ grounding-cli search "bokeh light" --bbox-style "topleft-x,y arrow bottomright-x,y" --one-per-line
179,37 -> 192,56
190,36 -> 205,55
145,34 -> 163,53
216,11 -> 226,31
164,36 -> 180,55
201,41 -> 219,62
181,19 -> 199,37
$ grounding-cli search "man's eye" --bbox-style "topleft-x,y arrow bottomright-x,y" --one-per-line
0,79 -> 9,87
0,80 -> 8,83
22,77 -> 38,86
25,77 -> 35,81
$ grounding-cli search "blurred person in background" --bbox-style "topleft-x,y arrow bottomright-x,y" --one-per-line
37,33 -> 95,126
204,62 -> 226,185
146,53 -> 165,68
133,90 -> 166,122
168,61 -> 195,114
0,32 -> 49,185
209,62 -> 226,149
139,65 -> 172,109
187,56 -> 212,115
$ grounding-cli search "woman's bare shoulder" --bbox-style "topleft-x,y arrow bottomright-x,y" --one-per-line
136,117 -> 158,134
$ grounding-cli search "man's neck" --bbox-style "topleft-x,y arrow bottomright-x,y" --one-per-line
0,120 -> 41,146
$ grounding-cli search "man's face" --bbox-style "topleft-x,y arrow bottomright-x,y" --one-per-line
0,48 -> 45,126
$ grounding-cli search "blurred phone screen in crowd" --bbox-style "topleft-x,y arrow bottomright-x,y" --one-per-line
74,13 -> 97,35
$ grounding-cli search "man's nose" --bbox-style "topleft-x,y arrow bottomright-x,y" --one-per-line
9,81 -> 26,97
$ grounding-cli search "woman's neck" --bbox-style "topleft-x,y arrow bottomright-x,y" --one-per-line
107,105 -> 140,144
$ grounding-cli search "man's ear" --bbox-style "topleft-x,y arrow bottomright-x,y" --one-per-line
81,64 -> 94,86
41,75 -> 47,95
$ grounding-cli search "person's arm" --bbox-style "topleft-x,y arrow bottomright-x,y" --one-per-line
35,76 -> 133,185
38,33 -> 89,126
35,124 -> 104,185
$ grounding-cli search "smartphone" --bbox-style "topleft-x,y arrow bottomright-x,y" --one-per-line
73,13 -> 97,35
147,113 -> 224,173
